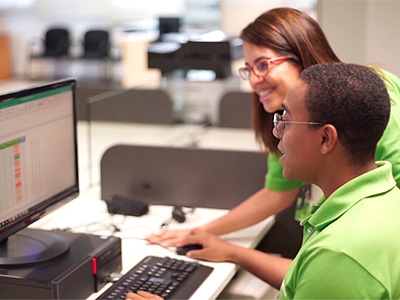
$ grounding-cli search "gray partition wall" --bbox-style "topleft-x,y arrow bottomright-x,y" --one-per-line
76,85 -> 123,120
100,145 -> 267,209
87,89 -> 174,124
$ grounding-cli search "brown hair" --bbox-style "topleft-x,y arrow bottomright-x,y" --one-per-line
240,7 -> 341,153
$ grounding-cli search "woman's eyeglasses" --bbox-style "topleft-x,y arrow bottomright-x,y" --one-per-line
238,56 -> 291,80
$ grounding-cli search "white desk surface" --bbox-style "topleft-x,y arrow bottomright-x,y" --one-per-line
31,187 -> 274,300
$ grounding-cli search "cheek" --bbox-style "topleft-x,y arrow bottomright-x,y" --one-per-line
249,77 -> 260,92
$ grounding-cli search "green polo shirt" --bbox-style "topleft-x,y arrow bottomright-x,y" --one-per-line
265,153 -> 303,191
375,68 -> 400,187
279,161 -> 400,299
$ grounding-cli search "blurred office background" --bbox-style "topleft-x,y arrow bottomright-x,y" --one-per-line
0,0 -> 399,156
0,0 -> 399,134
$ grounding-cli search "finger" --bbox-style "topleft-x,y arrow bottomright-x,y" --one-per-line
186,249 -> 209,261
160,236 -> 191,247
125,292 -> 144,300
146,233 -> 171,245
137,290 -> 163,299
175,235 -> 203,247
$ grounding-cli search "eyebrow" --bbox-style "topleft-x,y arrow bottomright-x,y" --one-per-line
245,57 -> 270,66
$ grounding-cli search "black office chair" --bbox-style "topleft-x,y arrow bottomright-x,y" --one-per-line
28,27 -> 70,79
75,30 -> 118,81
80,30 -> 110,59
158,17 -> 181,36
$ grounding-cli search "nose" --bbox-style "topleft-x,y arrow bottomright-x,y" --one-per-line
249,72 -> 264,86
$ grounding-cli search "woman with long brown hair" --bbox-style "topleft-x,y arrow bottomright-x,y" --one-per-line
141,7 -> 400,296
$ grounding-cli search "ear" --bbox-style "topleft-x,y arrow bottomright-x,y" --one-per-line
320,124 -> 338,155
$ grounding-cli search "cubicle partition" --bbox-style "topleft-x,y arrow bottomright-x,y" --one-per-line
87,88 -> 174,124
100,144 -> 267,209
76,85 -> 123,120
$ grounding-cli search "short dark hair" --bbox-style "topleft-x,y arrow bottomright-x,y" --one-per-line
300,63 -> 390,165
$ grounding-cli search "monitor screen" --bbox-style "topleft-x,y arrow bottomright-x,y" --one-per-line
0,79 -> 79,266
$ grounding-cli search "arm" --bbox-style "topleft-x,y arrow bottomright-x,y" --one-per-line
180,229 -> 291,289
201,187 -> 299,235
146,187 -> 298,246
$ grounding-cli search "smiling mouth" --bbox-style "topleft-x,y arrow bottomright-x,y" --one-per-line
259,89 -> 273,100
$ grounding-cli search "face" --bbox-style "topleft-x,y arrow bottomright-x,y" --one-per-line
277,80 -> 322,182
243,42 -> 301,113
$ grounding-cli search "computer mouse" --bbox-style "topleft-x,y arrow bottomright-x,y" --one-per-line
176,243 -> 203,255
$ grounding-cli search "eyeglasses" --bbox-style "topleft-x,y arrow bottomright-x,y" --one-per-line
238,56 -> 291,80
273,112 -> 326,139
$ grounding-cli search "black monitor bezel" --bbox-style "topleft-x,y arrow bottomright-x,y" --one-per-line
0,78 -> 79,243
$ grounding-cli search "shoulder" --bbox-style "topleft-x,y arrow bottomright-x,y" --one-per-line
373,67 -> 400,102
288,247 -> 391,299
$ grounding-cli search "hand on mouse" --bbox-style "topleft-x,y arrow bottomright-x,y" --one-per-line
176,228 -> 240,262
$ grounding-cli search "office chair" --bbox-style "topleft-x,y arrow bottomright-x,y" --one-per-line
158,17 -> 181,36
75,29 -> 119,81
28,27 -> 70,79
79,30 -> 110,59
218,91 -> 253,129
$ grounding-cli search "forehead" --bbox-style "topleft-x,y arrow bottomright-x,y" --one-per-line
243,42 -> 280,63
283,80 -> 308,114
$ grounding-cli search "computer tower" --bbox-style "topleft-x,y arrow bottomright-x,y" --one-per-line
0,229 -> 122,299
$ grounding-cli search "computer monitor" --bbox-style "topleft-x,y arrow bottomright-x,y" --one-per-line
0,79 -> 79,267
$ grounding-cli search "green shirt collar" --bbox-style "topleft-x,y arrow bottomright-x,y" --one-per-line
302,161 -> 395,232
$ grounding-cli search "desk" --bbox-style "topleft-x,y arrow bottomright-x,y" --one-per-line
31,188 -> 275,300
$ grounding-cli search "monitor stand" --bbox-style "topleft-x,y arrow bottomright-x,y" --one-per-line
0,228 -> 70,268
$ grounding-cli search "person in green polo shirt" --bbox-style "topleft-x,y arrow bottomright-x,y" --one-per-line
126,63 -> 400,300
275,63 -> 400,299
144,7 -> 400,294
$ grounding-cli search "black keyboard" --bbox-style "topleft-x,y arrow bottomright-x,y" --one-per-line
96,256 -> 213,300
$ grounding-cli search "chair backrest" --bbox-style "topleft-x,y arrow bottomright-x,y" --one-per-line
83,30 -> 110,58
87,88 -> 174,124
44,28 -> 70,56
100,145 -> 267,209
159,17 -> 181,35
219,91 -> 253,129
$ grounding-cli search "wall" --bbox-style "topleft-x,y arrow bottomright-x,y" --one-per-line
1,0 -> 318,79
220,0 -> 316,37
318,0 -> 400,77
0,0 -> 185,78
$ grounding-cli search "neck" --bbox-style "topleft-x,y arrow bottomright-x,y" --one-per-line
317,160 -> 377,199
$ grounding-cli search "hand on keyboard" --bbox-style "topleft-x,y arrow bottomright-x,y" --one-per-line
126,290 -> 163,300
96,256 -> 213,300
